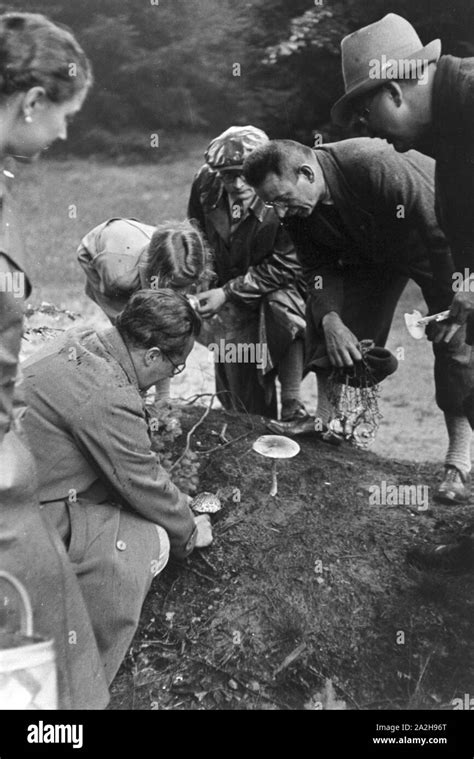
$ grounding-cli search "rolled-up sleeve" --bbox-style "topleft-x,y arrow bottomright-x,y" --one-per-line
71,387 -> 197,559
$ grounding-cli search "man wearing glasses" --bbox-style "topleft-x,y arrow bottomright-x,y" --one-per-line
243,137 -> 474,499
332,13 -> 474,571
21,289 -> 213,690
188,126 -> 307,420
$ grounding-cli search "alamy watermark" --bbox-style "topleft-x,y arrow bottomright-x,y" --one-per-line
369,55 -> 429,85
208,340 -> 268,370
369,480 -> 429,511
0,270 -> 25,298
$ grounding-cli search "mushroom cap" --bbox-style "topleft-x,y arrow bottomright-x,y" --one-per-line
252,435 -> 300,459
404,309 -> 425,340
191,492 -> 222,514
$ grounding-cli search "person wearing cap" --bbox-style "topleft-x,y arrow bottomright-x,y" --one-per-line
243,137 -> 474,493
332,13 -> 474,569
22,289 -> 213,688
188,126 -> 307,420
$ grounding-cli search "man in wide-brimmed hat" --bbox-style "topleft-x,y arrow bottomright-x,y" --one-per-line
333,13 -> 474,570
243,136 -> 474,499
188,126 -> 307,420
332,13 -> 474,349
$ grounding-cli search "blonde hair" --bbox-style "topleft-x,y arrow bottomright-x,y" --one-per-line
145,219 -> 213,290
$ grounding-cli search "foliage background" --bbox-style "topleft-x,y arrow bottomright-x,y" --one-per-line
4,0 -> 474,157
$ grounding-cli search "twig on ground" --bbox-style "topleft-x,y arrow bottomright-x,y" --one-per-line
218,423 -> 229,444
273,642 -> 307,677
215,517 -> 246,534
200,430 -> 252,455
195,552 -> 219,573
306,664 -> 361,710
177,563 -> 216,583
170,395 -> 217,471
184,655 -> 288,707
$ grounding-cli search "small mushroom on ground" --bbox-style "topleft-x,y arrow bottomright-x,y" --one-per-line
191,492 -> 222,514
252,435 -> 300,497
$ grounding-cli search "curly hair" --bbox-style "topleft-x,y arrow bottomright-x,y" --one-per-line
145,219 -> 213,291
116,288 -> 201,357
0,12 -> 93,103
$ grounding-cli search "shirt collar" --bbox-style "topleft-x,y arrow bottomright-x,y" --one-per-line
249,194 -> 266,222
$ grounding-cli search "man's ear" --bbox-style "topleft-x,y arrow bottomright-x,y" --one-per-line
299,165 -> 315,183
385,82 -> 404,107
145,347 -> 162,366
22,86 -> 48,118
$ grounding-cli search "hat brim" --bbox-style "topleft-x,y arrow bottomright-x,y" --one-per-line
331,38 -> 441,127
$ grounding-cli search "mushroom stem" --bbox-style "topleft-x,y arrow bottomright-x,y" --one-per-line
269,460 -> 278,497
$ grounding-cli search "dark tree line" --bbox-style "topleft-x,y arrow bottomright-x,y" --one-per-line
4,0 -> 474,158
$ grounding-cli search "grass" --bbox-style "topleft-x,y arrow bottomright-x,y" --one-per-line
15,149 -> 446,464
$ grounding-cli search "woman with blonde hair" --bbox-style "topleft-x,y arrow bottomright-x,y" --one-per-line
78,217 -> 212,401
78,217 -> 212,321
0,12 -> 109,708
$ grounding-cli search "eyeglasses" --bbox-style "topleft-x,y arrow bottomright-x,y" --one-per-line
160,350 -> 186,376
263,200 -> 290,212
218,169 -> 245,182
351,87 -> 385,125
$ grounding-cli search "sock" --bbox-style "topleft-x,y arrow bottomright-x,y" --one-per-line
279,339 -> 304,404
444,413 -> 472,477
316,371 -> 334,426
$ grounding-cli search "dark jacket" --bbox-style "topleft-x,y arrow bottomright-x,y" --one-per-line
432,55 -> 474,272
284,138 -> 454,328
188,165 -> 306,307
188,166 -> 306,400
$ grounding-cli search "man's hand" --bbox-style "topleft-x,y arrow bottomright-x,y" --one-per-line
427,320 -> 461,344
443,288 -> 474,342
194,514 -> 213,548
196,288 -> 226,317
322,312 -> 362,367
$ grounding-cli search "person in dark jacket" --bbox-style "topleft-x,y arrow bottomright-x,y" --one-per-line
188,126 -> 307,420
243,137 -> 474,500
331,13 -> 474,569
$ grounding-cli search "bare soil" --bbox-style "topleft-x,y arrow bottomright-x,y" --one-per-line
109,405 -> 474,711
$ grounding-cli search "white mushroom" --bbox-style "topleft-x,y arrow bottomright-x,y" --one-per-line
404,309 -> 450,340
252,435 -> 300,497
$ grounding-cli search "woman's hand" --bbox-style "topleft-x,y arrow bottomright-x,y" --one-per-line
195,288 -> 226,317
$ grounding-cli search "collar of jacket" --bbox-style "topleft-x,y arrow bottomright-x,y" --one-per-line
215,189 -> 266,222
205,186 -> 268,245
201,170 -> 266,222
432,55 -> 474,161
97,326 -> 141,391
310,146 -> 375,249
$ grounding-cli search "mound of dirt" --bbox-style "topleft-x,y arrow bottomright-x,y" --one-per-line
109,405 -> 474,711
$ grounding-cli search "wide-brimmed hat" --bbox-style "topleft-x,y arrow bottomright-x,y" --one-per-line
331,13 -> 441,127
205,126 -> 269,169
